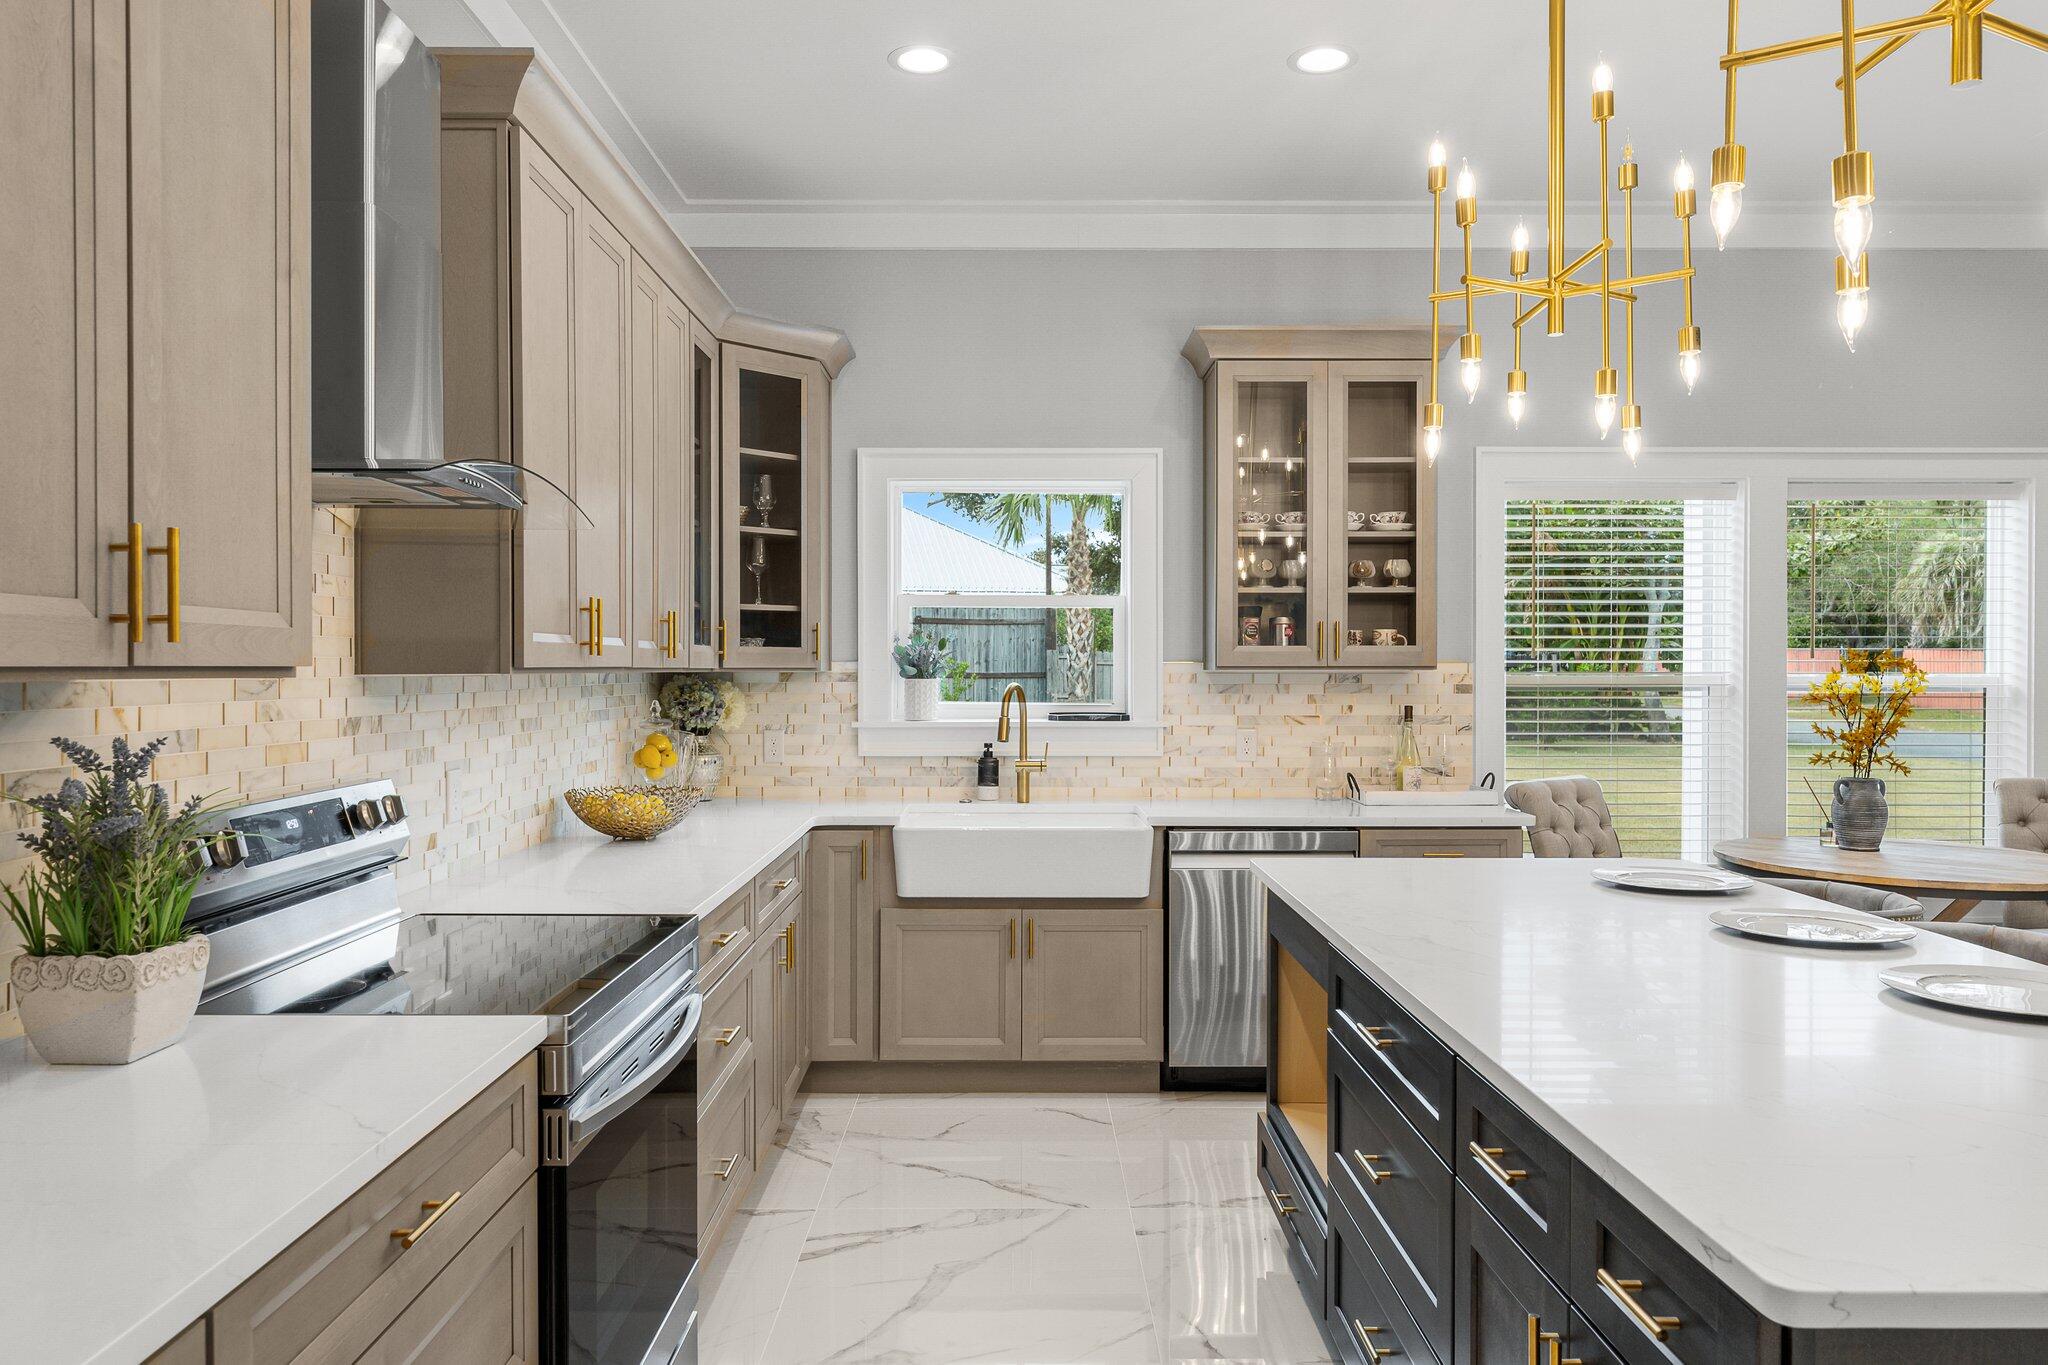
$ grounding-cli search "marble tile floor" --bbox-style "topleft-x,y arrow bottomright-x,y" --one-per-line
698,1091 -> 1337,1365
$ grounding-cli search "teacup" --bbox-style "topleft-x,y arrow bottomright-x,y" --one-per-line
1345,628 -> 1368,647
1237,510 -> 1270,528
1349,559 -> 1376,583
1275,511 -> 1307,528
1346,510 -> 1369,531
1368,510 -> 1411,529
1372,628 -> 1409,647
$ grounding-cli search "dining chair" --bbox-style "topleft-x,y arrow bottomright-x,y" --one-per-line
1921,921 -> 2048,967
1755,876 -> 1922,921
1503,775 -> 1621,858
1993,779 -> 2048,929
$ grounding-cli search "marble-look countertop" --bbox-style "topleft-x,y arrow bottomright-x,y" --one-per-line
0,1014 -> 547,1365
400,796 -> 1531,922
1255,856 -> 2048,1331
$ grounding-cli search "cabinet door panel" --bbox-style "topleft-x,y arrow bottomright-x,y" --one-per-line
1454,1183 -> 1573,1365
683,317 -> 721,667
1325,361 -> 1434,670
721,344 -> 823,669
807,830 -> 877,1061
651,281 -> 691,665
628,257 -> 662,667
1021,909 -> 1162,1061
572,201 -> 631,661
1210,361 -> 1330,668
0,0 -> 127,669
509,134 -> 581,667
128,0 -> 307,670
357,1173 -> 540,1365
879,907 -> 1019,1061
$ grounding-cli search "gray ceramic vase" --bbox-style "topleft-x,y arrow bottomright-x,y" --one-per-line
1831,777 -> 1889,851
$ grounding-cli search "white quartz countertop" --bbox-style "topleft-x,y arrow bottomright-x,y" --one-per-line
0,1014 -> 547,1365
398,796 -> 1529,922
1254,856 -> 2048,1331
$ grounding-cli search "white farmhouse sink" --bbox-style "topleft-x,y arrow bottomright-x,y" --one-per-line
891,804 -> 1154,899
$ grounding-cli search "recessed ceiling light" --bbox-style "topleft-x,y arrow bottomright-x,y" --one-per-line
1289,45 -> 1354,75
889,45 -> 952,75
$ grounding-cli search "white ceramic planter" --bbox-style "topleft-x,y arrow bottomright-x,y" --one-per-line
904,677 -> 941,722
11,935 -> 210,1065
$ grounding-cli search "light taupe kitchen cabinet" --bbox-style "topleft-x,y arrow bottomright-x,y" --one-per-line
680,318 -> 723,668
807,829 -> 879,1061
1020,909 -> 1163,1061
752,884 -> 808,1149
1184,327 -> 1436,671
721,345 -> 830,669
0,0 -> 310,675
630,260 -> 693,666
878,907 -> 1022,1061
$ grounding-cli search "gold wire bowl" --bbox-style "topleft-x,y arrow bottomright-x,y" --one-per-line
563,785 -> 707,841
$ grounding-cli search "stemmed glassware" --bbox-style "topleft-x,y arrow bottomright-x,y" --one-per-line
748,538 -> 768,604
753,474 -> 777,526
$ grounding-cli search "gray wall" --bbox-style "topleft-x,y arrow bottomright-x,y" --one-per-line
699,247 -> 2047,663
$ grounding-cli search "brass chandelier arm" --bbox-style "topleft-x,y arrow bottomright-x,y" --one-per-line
1832,1 -> 1948,88
1983,11 -> 2048,53
1720,8 -> 1952,70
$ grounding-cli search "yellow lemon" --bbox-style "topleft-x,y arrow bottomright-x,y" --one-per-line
649,764 -> 671,782
632,744 -> 662,769
649,733 -> 675,756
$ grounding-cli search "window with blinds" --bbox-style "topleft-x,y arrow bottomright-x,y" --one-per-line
1786,493 -> 2028,845
1503,495 -> 1743,859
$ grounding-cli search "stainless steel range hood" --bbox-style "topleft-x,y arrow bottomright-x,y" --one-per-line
309,0 -> 523,510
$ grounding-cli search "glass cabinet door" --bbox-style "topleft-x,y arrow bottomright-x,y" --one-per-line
1213,362 -> 1331,666
721,345 -> 826,669
1325,361 -> 1433,668
683,318 -> 720,668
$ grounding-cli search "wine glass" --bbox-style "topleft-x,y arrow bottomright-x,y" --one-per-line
753,474 -> 777,526
748,538 -> 768,604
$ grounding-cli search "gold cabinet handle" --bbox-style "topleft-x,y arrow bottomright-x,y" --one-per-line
580,597 -> 599,656
718,617 -> 729,662
1026,917 -> 1036,959
1469,1142 -> 1529,1187
1422,851 -> 1467,858
716,1026 -> 741,1047
594,596 -> 604,656
1595,1268 -> 1681,1342
858,839 -> 867,880
713,1154 -> 740,1181
1349,1318 -> 1398,1361
147,527 -> 181,643
772,878 -> 794,891
1263,1184 -> 1297,1220
1009,918 -> 1017,959
391,1190 -> 463,1249
812,621 -> 820,657
710,931 -> 740,949
1359,1024 -> 1397,1050
1352,1150 -> 1393,1185
1535,1324 -> 1582,1365
782,922 -> 794,973
671,609 -> 682,659
1316,619 -> 1325,661
109,521 -> 144,643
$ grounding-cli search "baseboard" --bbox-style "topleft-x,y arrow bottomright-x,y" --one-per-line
802,1061 -> 1161,1094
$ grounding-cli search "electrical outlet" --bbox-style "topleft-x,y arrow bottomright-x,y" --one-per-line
1236,729 -> 1257,763
443,763 -> 471,826
763,726 -> 787,765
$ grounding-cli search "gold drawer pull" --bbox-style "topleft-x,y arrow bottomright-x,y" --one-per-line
1596,1267 -> 1681,1342
1353,1151 -> 1393,1185
710,931 -> 740,948
713,1154 -> 740,1181
782,922 -> 795,973
147,527 -> 181,643
391,1190 -> 462,1249
1421,851 -> 1466,858
1359,1024 -> 1397,1050
1470,1142 -> 1529,1187
716,1027 -> 741,1046
110,521 -> 144,643
1349,1319 -> 1398,1361
1008,918 -> 1017,959
1263,1184 -> 1298,1219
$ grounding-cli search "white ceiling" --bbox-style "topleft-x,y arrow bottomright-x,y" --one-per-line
405,0 -> 2048,248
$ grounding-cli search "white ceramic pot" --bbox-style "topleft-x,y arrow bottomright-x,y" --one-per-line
11,935 -> 210,1065
904,677 -> 941,721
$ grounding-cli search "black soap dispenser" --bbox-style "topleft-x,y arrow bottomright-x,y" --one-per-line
976,743 -> 1000,801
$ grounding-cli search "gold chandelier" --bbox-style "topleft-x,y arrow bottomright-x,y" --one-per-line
1422,0 -> 1698,464
1712,1 -> 2048,349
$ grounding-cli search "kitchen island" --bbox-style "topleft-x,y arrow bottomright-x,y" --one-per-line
1253,856 -> 2048,1364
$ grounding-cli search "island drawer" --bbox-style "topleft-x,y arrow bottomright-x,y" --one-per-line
754,843 -> 804,921
210,1055 -> 538,1365
1331,1041 -> 1452,1361
698,956 -> 754,1107
1260,1113 -> 1327,1308
1330,956 -> 1455,1161
1570,1166 -> 1773,1365
1330,1195 -> 1440,1365
699,884 -> 755,988
1356,827 -> 1525,859
1455,1061 -> 1570,1281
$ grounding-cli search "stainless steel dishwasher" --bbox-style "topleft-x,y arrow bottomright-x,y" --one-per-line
1164,828 -> 1359,1087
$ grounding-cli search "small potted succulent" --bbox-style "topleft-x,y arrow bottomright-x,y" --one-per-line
4,737 -> 218,1065
655,674 -> 750,789
892,630 -> 953,722
1804,648 -> 1928,850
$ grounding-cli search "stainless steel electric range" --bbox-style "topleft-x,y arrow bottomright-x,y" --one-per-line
186,780 -> 702,1365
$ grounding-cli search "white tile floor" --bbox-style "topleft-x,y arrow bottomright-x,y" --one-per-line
698,1091 -> 1337,1365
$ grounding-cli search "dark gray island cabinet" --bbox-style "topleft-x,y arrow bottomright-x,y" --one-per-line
1261,890 -> 2048,1365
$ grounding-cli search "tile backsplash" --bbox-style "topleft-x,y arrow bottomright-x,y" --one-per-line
0,509 -> 647,1035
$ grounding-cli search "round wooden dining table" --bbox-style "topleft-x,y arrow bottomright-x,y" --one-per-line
1713,836 -> 2048,922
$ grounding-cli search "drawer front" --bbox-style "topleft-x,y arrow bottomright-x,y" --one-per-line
1330,1196 -> 1440,1365
1570,1167 -> 1771,1365
1453,1184 -> 1575,1365
356,1172 -> 540,1365
1455,1061 -> 1570,1281
699,884 -> 754,988
1331,956 -> 1455,1162
211,1056 -> 538,1365
698,954 -> 754,1108
1358,828 -> 1524,859
1259,1112 -> 1327,1306
698,1059 -> 758,1252
1332,1043 -> 1453,1361
753,843 -> 804,923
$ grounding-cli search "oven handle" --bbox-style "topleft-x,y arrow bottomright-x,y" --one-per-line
563,993 -> 702,1149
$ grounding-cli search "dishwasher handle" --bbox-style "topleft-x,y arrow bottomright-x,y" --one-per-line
1170,851 -> 1359,873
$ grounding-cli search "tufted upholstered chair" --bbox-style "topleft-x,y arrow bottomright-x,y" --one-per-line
1503,775 -> 1621,858
1922,921 -> 2048,967
1756,876 -> 1922,920
1992,779 -> 2048,929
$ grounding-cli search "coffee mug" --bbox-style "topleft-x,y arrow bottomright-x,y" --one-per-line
1240,616 -> 1261,645
1382,557 -> 1413,583
1372,628 -> 1408,647
1369,510 -> 1411,528
1346,628 -> 1367,647
1349,559 -> 1376,583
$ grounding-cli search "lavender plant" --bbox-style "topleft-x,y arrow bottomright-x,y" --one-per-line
3,737 -> 218,958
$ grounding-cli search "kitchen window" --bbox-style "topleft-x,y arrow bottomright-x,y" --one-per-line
855,450 -> 1162,756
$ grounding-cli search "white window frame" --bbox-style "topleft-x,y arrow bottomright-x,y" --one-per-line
1477,448 -> 2046,851
855,448 -> 1163,758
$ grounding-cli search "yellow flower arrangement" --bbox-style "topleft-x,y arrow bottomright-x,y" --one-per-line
1803,648 -> 1928,780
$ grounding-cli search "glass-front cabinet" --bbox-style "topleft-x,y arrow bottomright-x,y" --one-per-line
721,344 -> 829,669
1190,329 -> 1436,670
682,319 -> 721,668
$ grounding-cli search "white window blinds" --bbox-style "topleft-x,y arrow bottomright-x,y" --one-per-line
1503,494 -> 1744,859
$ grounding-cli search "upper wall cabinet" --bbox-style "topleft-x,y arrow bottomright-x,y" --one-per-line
0,0 -> 310,675
1184,328 -> 1436,671
356,51 -> 847,675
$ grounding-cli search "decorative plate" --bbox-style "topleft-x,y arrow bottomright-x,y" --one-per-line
1592,865 -> 1753,895
1878,965 -> 2048,1021
1708,906 -> 1914,947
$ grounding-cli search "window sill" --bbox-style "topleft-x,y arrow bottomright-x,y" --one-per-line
855,719 -> 1164,758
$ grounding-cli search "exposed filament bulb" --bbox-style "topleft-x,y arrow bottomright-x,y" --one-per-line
1710,182 -> 1742,248
1673,158 -> 1695,193
1510,221 -> 1530,256
1427,138 -> 1447,170
1506,391 -> 1526,427
1833,201 -> 1874,269
1455,161 -> 1476,201
1594,393 -> 1617,437
1592,60 -> 1614,94
1460,357 -> 1482,402
1679,349 -> 1702,394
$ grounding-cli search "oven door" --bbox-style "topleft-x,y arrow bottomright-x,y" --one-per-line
542,991 -> 702,1365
